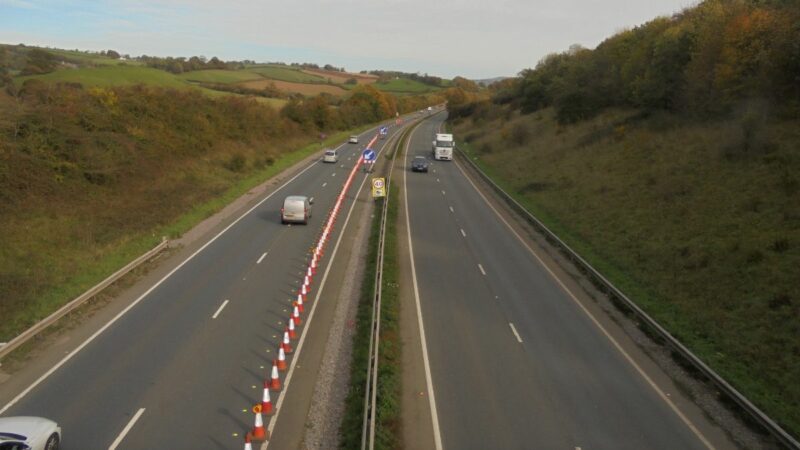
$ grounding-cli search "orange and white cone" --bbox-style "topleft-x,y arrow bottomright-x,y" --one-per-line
277,346 -> 288,371
301,283 -> 308,299
311,256 -> 317,274
288,317 -> 298,339
244,433 -> 253,450
292,305 -> 302,326
269,360 -> 281,390
303,275 -> 311,290
281,330 -> 293,353
261,381 -> 273,415
251,404 -> 268,440
296,294 -> 304,313
306,266 -> 313,280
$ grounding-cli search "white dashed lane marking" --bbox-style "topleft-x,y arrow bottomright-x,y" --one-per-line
478,264 -> 486,276
509,323 -> 523,343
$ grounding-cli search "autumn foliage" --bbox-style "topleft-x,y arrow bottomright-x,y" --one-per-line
496,0 -> 800,123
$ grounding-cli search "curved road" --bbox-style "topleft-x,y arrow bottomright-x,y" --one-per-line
402,113 -> 728,449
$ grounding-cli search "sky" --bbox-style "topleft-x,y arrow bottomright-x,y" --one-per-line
0,0 -> 697,79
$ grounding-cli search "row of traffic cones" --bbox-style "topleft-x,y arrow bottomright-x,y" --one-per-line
245,133 -> 380,448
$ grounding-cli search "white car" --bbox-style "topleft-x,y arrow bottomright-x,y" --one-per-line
0,416 -> 61,450
322,149 -> 338,163
348,135 -> 359,144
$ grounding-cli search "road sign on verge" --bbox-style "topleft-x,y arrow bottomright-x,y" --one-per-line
372,177 -> 386,198
379,126 -> 388,135
363,149 -> 376,161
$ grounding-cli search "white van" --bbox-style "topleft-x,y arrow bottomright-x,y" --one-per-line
281,196 -> 313,224
348,135 -> 359,144
323,148 -> 338,163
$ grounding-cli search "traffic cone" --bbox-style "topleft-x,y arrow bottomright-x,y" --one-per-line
261,381 -> 273,415
301,284 -> 308,299
311,256 -> 317,274
292,305 -> 302,326
296,294 -> 304,313
288,316 -> 298,339
281,329 -> 293,353
244,433 -> 253,450
277,346 -> 287,371
303,275 -> 311,291
251,404 -> 268,440
306,266 -> 313,280
269,360 -> 281,390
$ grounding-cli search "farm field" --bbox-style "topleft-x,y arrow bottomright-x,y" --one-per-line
16,65 -> 190,89
178,69 -> 264,84
247,65 -> 327,83
302,68 -> 378,84
240,79 -> 349,96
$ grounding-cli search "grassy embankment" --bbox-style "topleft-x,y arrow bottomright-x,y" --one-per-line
450,105 -> 800,436
373,78 -> 440,94
340,126 -> 409,449
0,83 -> 380,344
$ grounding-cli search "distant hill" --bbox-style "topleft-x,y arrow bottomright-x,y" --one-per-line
473,76 -> 509,86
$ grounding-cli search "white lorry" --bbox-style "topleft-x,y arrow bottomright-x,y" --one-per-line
432,133 -> 454,161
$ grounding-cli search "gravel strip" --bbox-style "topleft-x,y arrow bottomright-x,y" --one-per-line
302,202 -> 374,450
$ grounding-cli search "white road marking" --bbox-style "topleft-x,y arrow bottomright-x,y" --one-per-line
454,159 -> 714,449
509,323 -> 523,343
108,407 -> 145,450
212,300 -> 230,319
437,178 -> 440,182
322,182 -> 327,187
257,252 -> 268,264
332,173 -> 336,177
449,206 -> 454,213
478,264 -> 486,276
403,124 -> 444,450
460,229 -> 466,237
441,190 -> 445,195
264,130 -> 394,449
0,147 -> 326,416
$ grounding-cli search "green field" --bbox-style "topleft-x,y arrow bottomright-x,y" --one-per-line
17,65 -> 190,89
178,69 -> 264,84
247,65 -> 326,83
373,78 -> 439,94
46,49 -> 139,66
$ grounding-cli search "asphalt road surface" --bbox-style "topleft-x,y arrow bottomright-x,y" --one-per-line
402,113 -> 720,450
0,122 -> 405,449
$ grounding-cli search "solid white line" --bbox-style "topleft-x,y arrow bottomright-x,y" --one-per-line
108,407 -> 145,450
263,129 -> 395,449
449,206 -> 454,213
256,252 -> 267,264
509,323 -> 523,343
478,264 -> 486,276
0,145 -> 325,416
212,300 -> 229,319
460,229 -> 466,238
454,159 -> 714,449
404,124 -> 444,450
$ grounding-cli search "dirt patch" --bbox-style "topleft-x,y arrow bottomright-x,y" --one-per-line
302,69 -> 377,85
238,79 -> 349,96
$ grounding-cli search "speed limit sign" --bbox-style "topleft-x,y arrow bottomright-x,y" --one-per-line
372,177 -> 386,198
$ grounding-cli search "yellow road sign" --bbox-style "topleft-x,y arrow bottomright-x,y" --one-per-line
372,177 -> 386,198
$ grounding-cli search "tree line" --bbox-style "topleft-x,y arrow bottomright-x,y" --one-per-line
489,0 -> 800,123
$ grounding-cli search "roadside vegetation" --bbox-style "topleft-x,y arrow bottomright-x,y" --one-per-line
0,42 -> 447,343
449,0 -> 800,439
340,125 -> 410,449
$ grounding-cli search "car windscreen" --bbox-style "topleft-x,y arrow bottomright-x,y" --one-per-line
435,141 -> 454,147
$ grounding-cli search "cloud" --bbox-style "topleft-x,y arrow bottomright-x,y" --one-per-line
0,0 -> 42,9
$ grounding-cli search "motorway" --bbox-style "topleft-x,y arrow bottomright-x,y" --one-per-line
0,122 -> 406,449
401,113 -> 727,449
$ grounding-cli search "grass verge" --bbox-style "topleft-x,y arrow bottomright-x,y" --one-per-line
340,126 -> 411,449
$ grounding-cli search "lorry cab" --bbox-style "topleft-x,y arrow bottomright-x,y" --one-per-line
281,196 -> 313,224
432,133 -> 454,161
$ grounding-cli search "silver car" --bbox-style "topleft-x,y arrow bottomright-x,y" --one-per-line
0,416 -> 61,450
348,135 -> 359,144
281,195 -> 313,225
322,149 -> 338,163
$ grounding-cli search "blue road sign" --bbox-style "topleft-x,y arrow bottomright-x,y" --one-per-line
363,149 -> 376,161
379,126 -> 388,135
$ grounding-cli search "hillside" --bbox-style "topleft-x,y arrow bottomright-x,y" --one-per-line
449,0 -> 800,440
